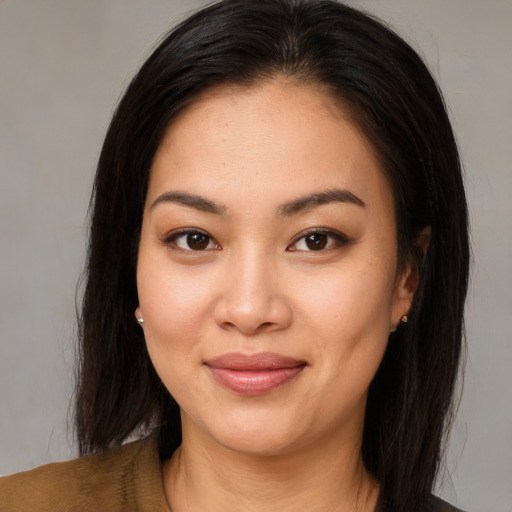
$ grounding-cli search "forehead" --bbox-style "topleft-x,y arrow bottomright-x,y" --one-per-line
148,79 -> 392,217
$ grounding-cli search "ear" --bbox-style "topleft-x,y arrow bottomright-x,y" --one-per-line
391,227 -> 431,330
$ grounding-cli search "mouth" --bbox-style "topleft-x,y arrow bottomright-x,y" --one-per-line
204,352 -> 307,395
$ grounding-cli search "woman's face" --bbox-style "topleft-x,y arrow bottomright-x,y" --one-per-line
137,79 -> 415,456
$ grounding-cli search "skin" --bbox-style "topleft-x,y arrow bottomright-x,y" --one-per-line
136,78 -> 418,512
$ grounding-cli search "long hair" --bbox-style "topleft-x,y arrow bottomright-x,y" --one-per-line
75,2 -> 469,511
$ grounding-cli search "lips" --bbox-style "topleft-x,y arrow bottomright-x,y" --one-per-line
205,352 -> 306,395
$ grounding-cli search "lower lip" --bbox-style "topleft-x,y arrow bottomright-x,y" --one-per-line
207,366 -> 305,395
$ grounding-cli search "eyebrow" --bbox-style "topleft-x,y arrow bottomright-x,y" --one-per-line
278,188 -> 365,216
151,191 -> 227,215
150,187 -> 365,216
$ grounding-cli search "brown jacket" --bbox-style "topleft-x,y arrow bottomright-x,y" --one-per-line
0,437 -> 170,511
0,437 -> 463,511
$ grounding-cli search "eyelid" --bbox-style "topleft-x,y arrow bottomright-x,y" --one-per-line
287,227 -> 350,251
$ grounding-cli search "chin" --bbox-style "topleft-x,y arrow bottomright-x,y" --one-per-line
184,406 -> 311,457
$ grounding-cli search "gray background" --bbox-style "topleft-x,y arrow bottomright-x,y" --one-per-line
0,1 -> 510,511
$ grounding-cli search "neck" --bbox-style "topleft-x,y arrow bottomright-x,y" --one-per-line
162,418 -> 379,512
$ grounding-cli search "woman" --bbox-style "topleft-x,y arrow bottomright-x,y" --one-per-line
0,1 -> 469,511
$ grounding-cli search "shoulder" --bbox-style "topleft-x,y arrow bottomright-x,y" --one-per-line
0,437 -> 170,511
422,494 -> 467,512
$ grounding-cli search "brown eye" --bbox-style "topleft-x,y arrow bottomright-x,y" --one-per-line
305,233 -> 328,250
187,232 -> 210,250
167,230 -> 218,251
288,229 -> 350,252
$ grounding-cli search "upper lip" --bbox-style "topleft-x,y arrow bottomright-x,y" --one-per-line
205,352 -> 306,370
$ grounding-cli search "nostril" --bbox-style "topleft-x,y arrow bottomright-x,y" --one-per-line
219,320 -> 278,335
214,295 -> 293,335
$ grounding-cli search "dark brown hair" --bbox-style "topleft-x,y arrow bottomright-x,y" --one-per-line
75,2 -> 469,511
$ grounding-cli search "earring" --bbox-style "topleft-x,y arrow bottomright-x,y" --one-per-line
135,310 -> 144,325
391,314 -> 408,333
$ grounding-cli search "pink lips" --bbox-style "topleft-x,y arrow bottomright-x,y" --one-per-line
205,352 -> 306,395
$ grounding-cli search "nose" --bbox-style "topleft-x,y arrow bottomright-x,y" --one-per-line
213,251 -> 293,336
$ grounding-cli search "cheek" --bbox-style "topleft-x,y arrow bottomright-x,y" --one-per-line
296,255 -> 396,398
135,255 -> 221,396
298,263 -> 395,414
297,257 -> 396,343
138,255 -> 216,334
137,266 -> 213,399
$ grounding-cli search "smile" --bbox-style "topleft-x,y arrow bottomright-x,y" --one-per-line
205,352 -> 307,395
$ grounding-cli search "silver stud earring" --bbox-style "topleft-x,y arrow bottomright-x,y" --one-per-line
135,310 -> 144,325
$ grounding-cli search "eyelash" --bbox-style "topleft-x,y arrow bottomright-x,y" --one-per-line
162,228 -> 350,253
